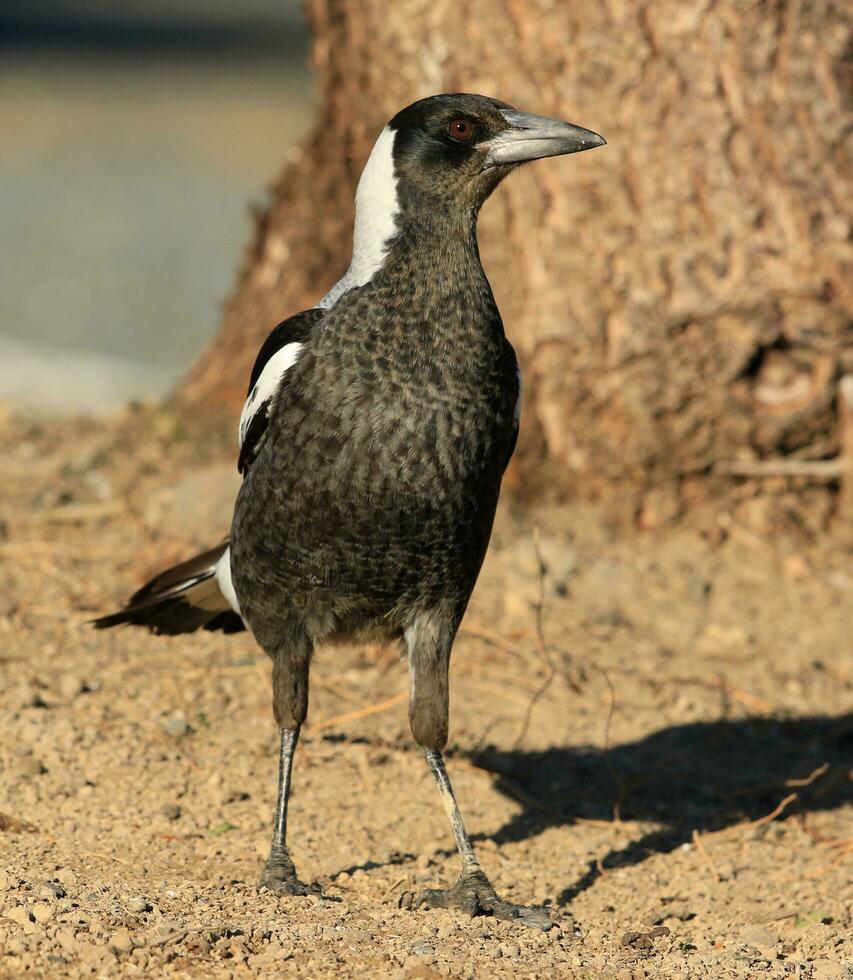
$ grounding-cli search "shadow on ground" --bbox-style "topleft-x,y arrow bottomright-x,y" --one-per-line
468,713 -> 853,904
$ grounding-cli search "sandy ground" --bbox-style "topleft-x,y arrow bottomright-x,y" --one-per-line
0,405 -> 851,979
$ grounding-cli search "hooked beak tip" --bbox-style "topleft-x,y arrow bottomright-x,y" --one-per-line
482,108 -> 606,167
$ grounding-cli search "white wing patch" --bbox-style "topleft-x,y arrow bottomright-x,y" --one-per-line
238,341 -> 304,449
318,126 -> 400,309
214,546 -> 241,616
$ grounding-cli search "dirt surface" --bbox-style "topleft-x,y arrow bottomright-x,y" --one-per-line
1,405 -> 851,979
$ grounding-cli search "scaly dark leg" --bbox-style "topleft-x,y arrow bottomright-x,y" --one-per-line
259,728 -> 312,894
415,748 -> 552,930
259,634 -> 314,895
403,611 -> 552,931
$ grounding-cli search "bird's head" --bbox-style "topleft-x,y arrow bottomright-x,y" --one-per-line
325,93 -> 605,307
386,93 -> 605,214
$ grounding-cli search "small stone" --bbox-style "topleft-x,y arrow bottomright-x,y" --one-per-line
6,905 -> 34,926
39,881 -> 66,900
55,927 -> 78,951
811,962 -> 849,980
126,897 -> 150,914
31,902 -> 54,923
185,935 -> 211,956
163,713 -> 189,737
110,927 -> 135,954
156,918 -> 182,936
58,675 -> 86,700
638,485 -> 682,529
783,554 -> 809,580
14,756 -> 47,780
55,869 -> 77,888
264,940 -> 294,960
161,803 -> 181,821
741,925 -> 779,950
78,942 -> 115,966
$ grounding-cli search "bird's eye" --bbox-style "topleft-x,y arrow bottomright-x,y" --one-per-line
447,118 -> 475,142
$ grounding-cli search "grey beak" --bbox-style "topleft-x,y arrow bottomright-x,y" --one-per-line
481,109 -> 606,167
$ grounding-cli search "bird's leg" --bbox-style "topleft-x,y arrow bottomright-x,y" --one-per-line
259,727 -> 309,894
415,748 -> 552,930
403,612 -> 552,931
259,638 -> 315,896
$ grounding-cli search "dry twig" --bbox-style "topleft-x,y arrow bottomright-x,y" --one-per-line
692,828 -> 722,882
307,692 -> 408,734
785,762 -> 829,787
512,529 -> 558,749
714,459 -> 845,479
459,621 -> 527,657
712,792 -> 799,839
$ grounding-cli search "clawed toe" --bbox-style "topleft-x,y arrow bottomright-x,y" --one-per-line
259,872 -> 312,897
410,867 -> 553,931
259,845 -> 318,898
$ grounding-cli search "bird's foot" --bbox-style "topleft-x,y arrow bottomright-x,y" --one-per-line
258,844 -> 318,897
402,866 -> 553,931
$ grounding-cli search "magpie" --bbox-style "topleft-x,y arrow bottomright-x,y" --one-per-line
95,94 -> 605,930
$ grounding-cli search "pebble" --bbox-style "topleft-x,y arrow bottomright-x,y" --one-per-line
109,927 -> 135,954
55,869 -> 77,888
31,902 -> 53,924
14,755 -> 47,780
55,928 -> 77,952
812,962 -> 850,980
78,942 -> 115,966
39,881 -> 66,900
6,906 -> 34,926
185,935 -> 211,956
272,940 -> 295,960
163,713 -> 189,737
740,925 -> 779,950
126,897 -> 150,914
57,675 -> 86,700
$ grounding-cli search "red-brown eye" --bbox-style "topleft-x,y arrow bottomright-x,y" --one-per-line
448,118 -> 475,142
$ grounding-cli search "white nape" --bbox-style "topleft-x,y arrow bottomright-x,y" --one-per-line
238,341 -> 305,448
214,546 -> 242,616
317,126 -> 400,309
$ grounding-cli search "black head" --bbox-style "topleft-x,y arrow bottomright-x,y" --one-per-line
387,93 -> 605,214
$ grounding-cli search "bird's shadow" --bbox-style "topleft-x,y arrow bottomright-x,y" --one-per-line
466,713 -> 852,905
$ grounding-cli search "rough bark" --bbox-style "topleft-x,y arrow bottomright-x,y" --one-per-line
179,0 -> 852,520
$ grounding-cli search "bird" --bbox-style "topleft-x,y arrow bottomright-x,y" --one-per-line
94,93 -> 605,930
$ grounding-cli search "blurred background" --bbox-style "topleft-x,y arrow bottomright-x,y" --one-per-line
0,0 -> 313,411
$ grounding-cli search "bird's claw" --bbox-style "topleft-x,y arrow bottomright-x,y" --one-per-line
259,844 -> 320,897
401,867 -> 553,931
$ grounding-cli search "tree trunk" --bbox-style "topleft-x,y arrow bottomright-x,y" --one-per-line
178,0 -> 852,521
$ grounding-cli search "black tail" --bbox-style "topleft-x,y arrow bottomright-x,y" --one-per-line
93,541 -> 245,635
